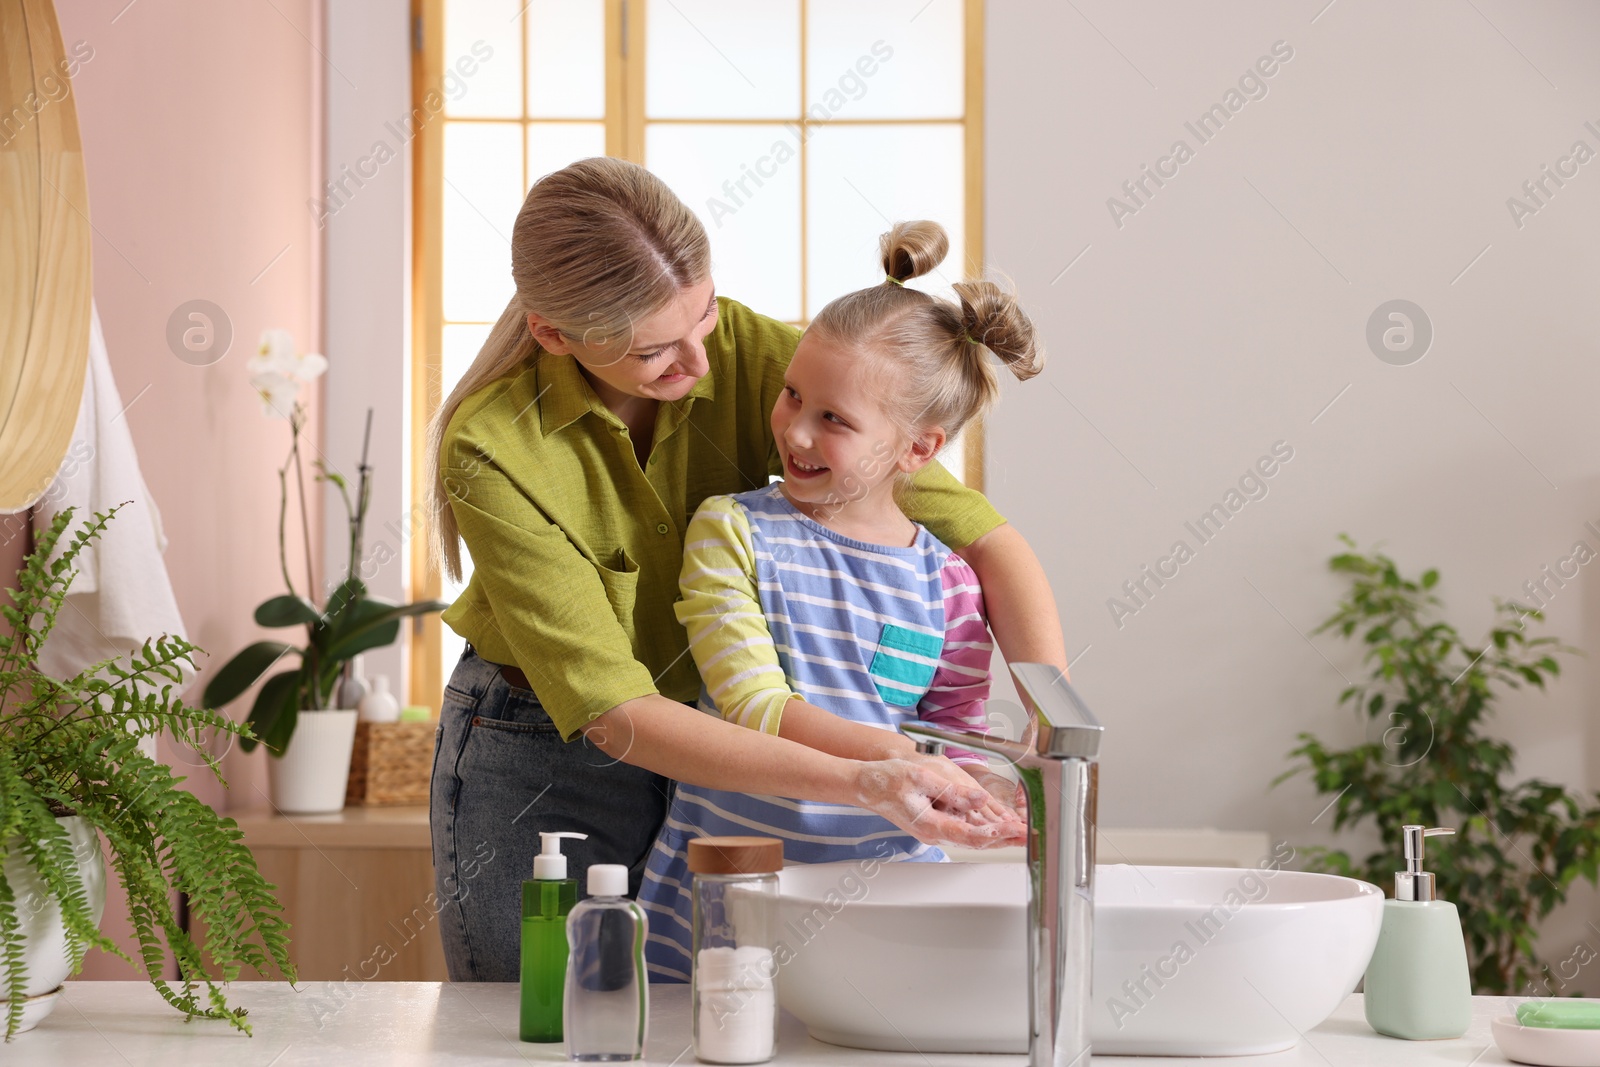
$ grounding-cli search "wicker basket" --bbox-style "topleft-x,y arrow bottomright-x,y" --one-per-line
345,721 -> 437,806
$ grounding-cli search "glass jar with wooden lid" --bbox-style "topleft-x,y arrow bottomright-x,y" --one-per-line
688,836 -> 783,1064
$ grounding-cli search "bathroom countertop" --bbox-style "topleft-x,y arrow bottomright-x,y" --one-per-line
20,982 -> 1524,1065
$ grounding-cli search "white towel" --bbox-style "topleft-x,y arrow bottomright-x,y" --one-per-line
23,301 -> 194,725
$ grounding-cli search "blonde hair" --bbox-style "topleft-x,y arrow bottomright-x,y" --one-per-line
806,220 -> 1042,448
425,157 -> 711,582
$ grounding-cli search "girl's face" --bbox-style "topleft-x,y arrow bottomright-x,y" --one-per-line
528,277 -> 719,405
772,332 -> 945,510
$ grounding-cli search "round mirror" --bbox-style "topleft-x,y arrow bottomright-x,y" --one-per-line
0,0 -> 91,512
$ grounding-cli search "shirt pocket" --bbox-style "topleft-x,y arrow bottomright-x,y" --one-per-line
595,548 -> 641,625
868,623 -> 944,707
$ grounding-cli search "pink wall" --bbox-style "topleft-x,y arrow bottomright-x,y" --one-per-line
43,0 -> 328,978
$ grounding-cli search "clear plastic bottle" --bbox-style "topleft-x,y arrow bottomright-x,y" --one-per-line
689,836 -> 783,1065
565,864 -> 648,1061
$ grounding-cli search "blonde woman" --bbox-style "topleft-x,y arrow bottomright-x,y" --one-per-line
426,158 -> 1066,982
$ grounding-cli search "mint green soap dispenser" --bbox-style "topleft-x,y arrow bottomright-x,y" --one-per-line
1363,825 -> 1472,1040
521,830 -> 588,1043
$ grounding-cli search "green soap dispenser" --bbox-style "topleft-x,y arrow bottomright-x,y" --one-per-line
1363,825 -> 1472,1040
521,830 -> 588,1043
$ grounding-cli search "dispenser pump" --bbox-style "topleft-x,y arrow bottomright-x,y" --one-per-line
1395,825 -> 1453,902
533,831 -> 588,880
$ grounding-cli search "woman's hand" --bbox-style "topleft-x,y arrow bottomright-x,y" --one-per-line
905,751 -> 1023,832
850,759 -> 1028,849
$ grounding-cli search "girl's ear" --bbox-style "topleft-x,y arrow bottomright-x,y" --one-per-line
897,427 -> 948,474
526,312 -> 574,354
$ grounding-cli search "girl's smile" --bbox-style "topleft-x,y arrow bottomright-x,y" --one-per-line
784,453 -> 829,480
771,332 -> 943,546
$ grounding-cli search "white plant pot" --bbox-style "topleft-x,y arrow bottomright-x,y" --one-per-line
268,708 -> 359,815
1,815 -> 107,1035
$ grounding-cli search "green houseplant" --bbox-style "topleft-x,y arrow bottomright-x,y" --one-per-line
1280,535 -> 1600,995
203,331 -> 446,767
0,506 -> 294,1039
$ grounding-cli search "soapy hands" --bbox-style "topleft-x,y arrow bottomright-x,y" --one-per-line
852,758 -> 1029,850
916,755 -> 1029,845
965,766 -> 1028,824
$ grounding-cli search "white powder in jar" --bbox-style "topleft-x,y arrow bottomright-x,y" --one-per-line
695,945 -> 776,1063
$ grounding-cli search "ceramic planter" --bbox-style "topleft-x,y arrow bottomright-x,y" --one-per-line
1,815 -> 107,1034
268,708 -> 359,814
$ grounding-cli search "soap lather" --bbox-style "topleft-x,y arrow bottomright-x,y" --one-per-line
1363,825 -> 1472,1040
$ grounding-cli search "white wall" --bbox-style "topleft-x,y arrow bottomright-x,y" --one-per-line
323,0 -> 414,699
984,0 -> 1600,865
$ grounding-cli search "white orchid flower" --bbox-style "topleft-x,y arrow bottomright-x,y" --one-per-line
248,329 -> 328,419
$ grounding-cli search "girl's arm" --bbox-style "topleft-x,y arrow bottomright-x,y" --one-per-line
919,554 -> 1026,819
918,554 -> 997,763
673,495 -> 799,733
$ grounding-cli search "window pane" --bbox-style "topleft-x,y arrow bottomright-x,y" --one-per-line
806,0 -> 963,120
441,323 -> 495,410
647,123 -> 802,321
646,1 -> 799,118
527,123 -> 606,185
524,0 -> 605,118
444,0 -> 523,118
805,123 -> 964,318
443,123 -> 522,322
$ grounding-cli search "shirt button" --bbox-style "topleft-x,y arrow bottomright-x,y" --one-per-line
657,523 -> 670,535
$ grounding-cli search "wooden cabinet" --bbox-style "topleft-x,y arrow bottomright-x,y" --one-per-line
231,806 -> 447,981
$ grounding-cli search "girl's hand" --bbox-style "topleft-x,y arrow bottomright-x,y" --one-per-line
851,759 -> 1028,849
965,766 -> 1028,826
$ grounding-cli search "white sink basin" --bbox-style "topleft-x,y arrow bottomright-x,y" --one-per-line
775,861 -> 1383,1056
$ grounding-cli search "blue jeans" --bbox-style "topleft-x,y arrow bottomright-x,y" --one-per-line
429,645 -> 675,982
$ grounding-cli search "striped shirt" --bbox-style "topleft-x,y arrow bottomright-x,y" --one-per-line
639,484 -> 996,981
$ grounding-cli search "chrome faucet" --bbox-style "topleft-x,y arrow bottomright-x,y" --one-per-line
900,662 -> 1103,1067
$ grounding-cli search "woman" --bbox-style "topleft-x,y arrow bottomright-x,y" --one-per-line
426,158 -> 1067,982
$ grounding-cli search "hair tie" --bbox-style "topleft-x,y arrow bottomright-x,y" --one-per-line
885,275 -> 905,287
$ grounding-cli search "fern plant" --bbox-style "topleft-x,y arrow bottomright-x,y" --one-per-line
0,505 -> 294,1039
1280,535 -> 1600,995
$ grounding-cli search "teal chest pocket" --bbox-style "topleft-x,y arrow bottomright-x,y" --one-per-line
869,624 -> 944,706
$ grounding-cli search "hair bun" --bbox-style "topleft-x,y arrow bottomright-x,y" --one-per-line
879,220 -> 949,284
953,278 -> 1044,382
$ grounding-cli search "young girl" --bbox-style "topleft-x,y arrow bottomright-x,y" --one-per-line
638,220 -> 1045,981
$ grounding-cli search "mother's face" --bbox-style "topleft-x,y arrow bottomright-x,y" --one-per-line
528,277 -> 719,405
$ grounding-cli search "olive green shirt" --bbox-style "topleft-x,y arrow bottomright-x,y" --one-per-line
439,297 -> 1005,741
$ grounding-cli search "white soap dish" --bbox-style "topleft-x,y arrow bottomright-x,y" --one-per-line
1492,1015 -> 1600,1067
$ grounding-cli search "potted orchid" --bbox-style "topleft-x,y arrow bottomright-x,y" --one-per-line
202,331 -> 447,813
